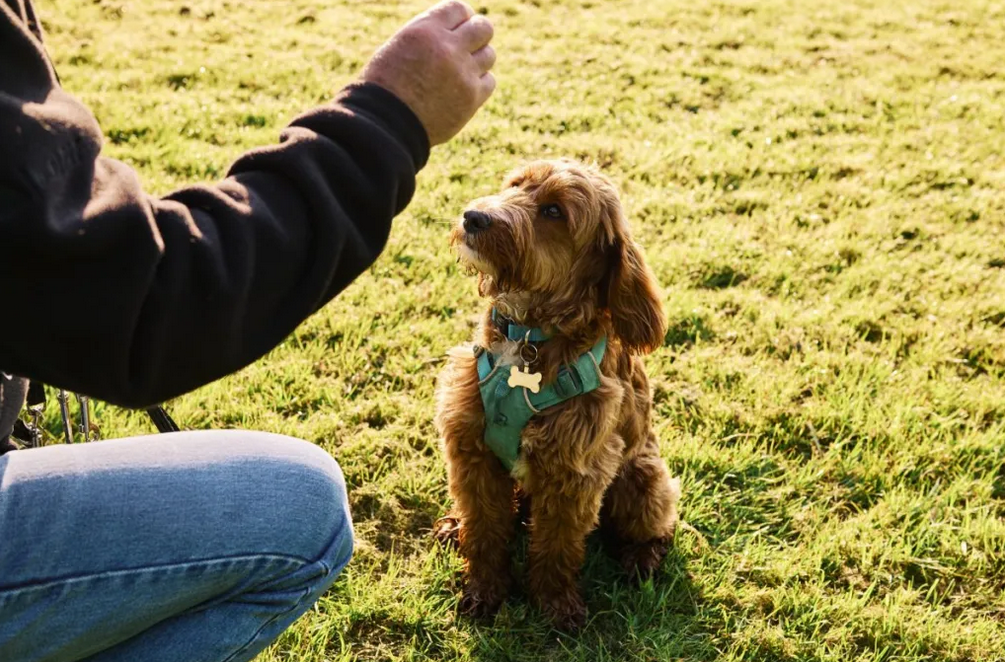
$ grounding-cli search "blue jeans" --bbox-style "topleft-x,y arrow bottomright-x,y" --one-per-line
0,432 -> 354,662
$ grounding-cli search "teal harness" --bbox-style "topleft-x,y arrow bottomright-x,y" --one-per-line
475,312 -> 607,471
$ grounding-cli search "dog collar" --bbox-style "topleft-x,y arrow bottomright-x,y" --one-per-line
491,309 -> 551,342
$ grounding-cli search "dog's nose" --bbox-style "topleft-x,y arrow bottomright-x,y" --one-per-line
463,210 -> 492,234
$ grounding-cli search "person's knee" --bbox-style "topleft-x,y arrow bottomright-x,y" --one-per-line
235,433 -> 354,568
298,443 -> 354,571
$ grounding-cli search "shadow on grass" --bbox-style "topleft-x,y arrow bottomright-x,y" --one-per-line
458,528 -> 714,662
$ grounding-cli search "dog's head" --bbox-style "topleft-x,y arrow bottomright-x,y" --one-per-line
453,159 -> 666,354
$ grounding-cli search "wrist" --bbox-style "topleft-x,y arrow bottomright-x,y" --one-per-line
339,81 -> 432,164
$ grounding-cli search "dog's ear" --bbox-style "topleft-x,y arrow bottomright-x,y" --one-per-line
604,238 -> 666,354
598,196 -> 666,354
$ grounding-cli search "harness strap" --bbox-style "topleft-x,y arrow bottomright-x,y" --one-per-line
527,337 -> 607,411
476,336 -> 607,471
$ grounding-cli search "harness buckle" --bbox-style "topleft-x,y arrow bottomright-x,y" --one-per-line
555,366 -> 584,398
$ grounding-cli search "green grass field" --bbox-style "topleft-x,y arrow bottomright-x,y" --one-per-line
35,0 -> 1005,659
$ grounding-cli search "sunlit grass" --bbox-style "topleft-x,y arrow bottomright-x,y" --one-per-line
35,0 -> 1005,659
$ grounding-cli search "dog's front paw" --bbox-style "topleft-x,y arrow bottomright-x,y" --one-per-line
460,575 -> 509,619
432,514 -> 461,550
537,590 -> 587,631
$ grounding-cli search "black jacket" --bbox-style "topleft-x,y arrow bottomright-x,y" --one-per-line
0,0 -> 430,420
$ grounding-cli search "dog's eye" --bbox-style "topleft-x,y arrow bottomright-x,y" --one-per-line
540,204 -> 564,220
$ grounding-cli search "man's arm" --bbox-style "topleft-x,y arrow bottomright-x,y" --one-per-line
0,0 -> 494,408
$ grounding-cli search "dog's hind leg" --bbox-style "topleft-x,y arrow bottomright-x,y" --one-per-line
600,435 -> 681,579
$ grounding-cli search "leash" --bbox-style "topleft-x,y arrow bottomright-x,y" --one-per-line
146,405 -> 181,434
12,382 -> 180,447
54,389 -> 95,443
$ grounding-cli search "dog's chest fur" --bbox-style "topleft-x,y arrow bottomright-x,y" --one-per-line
487,338 -> 524,368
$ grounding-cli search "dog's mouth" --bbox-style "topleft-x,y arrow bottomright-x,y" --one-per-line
456,242 -> 496,276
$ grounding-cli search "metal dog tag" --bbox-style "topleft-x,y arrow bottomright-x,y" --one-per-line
508,365 -> 543,393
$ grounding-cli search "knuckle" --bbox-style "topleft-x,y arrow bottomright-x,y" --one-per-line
401,24 -> 440,51
477,81 -> 495,103
432,36 -> 457,61
396,24 -> 423,44
456,80 -> 478,105
472,77 -> 487,98
409,22 -> 437,40
438,0 -> 471,19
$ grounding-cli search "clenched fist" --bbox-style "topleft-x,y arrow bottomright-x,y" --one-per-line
361,1 -> 496,146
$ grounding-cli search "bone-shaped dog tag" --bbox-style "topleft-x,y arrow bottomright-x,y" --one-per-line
508,365 -> 542,394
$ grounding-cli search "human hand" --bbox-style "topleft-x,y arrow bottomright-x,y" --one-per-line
360,1 -> 496,146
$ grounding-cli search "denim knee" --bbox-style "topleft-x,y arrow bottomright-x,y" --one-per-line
236,433 -> 355,569
301,445 -> 354,572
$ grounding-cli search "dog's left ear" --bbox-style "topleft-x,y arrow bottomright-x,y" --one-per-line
604,236 -> 667,354
594,188 -> 667,355
591,170 -> 666,354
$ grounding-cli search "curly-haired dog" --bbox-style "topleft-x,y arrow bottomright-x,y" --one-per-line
433,159 -> 681,630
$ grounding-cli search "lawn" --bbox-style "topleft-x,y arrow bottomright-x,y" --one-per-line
35,0 -> 1005,659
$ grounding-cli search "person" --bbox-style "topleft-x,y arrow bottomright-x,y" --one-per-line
0,0 -> 496,659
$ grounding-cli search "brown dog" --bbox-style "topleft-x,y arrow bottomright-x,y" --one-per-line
434,159 -> 681,630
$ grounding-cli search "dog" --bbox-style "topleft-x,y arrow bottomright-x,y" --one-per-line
433,159 -> 681,630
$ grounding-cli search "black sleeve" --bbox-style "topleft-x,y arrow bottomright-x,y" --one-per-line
0,4 -> 430,408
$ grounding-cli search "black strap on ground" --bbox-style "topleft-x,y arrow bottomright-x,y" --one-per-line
146,406 -> 180,434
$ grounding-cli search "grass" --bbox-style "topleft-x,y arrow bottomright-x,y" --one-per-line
31,0 -> 1005,659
